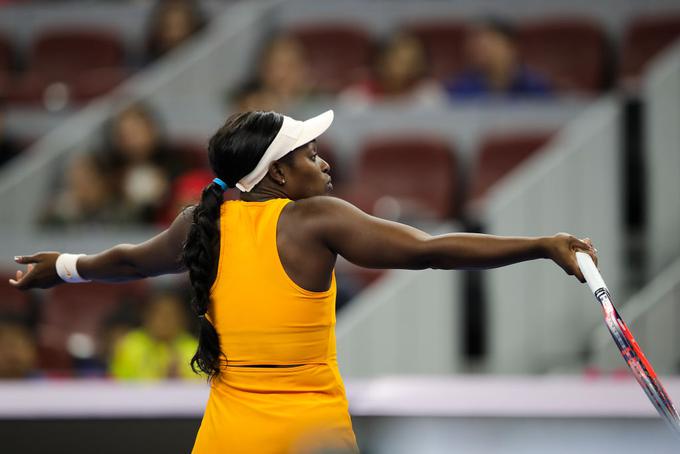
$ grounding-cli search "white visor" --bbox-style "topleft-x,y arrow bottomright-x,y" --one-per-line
236,110 -> 334,192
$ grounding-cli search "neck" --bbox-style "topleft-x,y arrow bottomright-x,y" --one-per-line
239,181 -> 289,202
486,54 -> 516,91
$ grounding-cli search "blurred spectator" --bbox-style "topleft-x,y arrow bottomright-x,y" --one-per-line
0,317 -> 39,379
340,33 -> 443,105
109,291 -> 199,380
84,304 -> 140,376
445,18 -> 552,99
0,101 -> 20,168
40,153 -> 129,226
231,78 -> 280,113
146,0 -> 206,62
230,35 -> 317,113
101,103 -> 186,223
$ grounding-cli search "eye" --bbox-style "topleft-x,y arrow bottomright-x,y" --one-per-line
310,153 -> 318,161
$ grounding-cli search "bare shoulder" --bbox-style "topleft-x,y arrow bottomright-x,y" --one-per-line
280,196 -> 363,242
287,195 -> 359,219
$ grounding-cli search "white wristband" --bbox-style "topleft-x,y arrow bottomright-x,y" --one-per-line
55,253 -> 90,283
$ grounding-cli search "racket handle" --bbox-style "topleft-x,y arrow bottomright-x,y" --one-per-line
576,251 -> 607,293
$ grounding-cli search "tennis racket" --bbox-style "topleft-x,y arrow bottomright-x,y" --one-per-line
576,252 -> 680,437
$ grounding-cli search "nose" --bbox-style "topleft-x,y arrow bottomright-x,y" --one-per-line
320,157 -> 330,173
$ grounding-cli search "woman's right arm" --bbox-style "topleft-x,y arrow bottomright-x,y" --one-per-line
300,196 -> 597,282
9,207 -> 194,290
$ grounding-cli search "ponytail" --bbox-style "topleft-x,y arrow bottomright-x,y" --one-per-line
183,181 -> 225,380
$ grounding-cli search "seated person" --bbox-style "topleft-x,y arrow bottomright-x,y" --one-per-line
100,103 -> 186,224
39,153 -> 129,226
341,33 -> 442,105
230,35 -> 317,113
109,290 -> 199,380
0,317 -> 39,379
445,18 -> 552,99
146,0 -> 206,62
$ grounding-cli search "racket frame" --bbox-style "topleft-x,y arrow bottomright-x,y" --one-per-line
576,252 -> 680,437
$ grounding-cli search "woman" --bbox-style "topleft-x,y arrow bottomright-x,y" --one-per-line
9,109 -> 596,454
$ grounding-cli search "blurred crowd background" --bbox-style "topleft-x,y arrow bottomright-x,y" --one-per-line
0,0 -> 679,384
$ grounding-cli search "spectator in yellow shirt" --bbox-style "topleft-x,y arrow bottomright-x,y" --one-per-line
109,290 -> 199,380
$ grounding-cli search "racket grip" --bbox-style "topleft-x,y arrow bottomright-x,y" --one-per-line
576,251 -> 607,293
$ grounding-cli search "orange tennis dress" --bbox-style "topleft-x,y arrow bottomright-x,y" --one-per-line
191,198 -> 359,454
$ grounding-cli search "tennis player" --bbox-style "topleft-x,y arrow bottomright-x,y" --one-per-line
9,109 -> 597,454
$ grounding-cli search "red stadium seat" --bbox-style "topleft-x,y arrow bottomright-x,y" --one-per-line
3,71 -> 49,105
401,20 -> 467,81
344,136 -> 459,220
517,17 -> 607,93
0,70 -> 9,102
6,27 -> 128,105
70,67 -> 128,102
30,27 -> 125,80
620,14 -> 680,83
287,23 -> 373,92
0,34 -> 16,101
0,33 -> 12,71
469,131 -> 554,203
37,281 -> 149,370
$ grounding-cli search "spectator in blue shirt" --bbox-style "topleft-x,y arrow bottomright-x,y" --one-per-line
445,18 -> 552,99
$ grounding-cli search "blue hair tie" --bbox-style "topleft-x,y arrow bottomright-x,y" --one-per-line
213,178 -> 228,191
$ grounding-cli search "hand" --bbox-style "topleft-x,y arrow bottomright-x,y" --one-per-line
9,252 -> 63,290
544,233 -> 598,283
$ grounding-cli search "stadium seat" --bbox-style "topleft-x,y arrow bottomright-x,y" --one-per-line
30,27 -> 125,80
0,34 -> 14,100
287,23 -> 373,92
401,20 -> 467,81
9,27 -> 128,105
468,131 -> 554,203
345,136 -> 459,220
70,67 -> 128,102
517,17 -> 607,93
620,14 -> 680,83
3,72 -> 49,105
37,281 -> 149,370
0,33 -> 12,72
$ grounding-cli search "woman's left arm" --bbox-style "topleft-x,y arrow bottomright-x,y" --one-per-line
9,207 -> 194,290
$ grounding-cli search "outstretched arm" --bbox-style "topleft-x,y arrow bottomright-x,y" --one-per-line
9,208 -> 194,290
301,196 -> 597,282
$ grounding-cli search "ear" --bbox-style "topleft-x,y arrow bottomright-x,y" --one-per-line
267,161 -> 287,185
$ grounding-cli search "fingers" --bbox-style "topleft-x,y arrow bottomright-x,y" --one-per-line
8,274 -> 26,289
14,254 -> 40,264
571,256 -> 586,283
580,237 -> 598,267
571,237 -> 591,252
9,264 -> 35,290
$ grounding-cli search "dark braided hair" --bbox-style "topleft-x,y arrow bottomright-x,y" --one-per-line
183,111 -> 283,379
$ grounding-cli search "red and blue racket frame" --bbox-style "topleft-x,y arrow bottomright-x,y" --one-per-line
577,251 -> 680,437
595,286 -> 680,435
